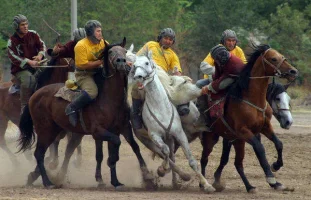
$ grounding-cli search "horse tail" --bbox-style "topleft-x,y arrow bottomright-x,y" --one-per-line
17,104 -> 35,152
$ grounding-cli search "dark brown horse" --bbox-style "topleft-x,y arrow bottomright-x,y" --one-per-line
199,44 -> 298,192
0,58 -> 70,165
18,38 -> 147,189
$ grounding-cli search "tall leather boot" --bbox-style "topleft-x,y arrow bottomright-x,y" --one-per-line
196,95 -> 212,132
20,87 -> 33,114
131,98 -> 143,130
65,91 -> 93,126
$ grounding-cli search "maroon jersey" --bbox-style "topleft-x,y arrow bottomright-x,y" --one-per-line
7,30 -> 46,75
211,54 -> 245,93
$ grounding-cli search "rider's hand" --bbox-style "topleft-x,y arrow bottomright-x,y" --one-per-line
27,59 -> 39,67
52,44 -> 61,55
201,86 -> 209,95
32,54 -> 43,62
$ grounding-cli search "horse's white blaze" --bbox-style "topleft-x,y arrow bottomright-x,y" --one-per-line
271,92 -> 292,129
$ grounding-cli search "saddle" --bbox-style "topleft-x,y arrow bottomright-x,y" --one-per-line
54,80 -> 80,102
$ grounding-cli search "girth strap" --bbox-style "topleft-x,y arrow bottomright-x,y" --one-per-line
146,101 -> 175,136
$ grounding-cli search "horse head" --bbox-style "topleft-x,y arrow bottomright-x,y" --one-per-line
261,48 -> 298,81
132,51 -> 156,87
104,37 -> 127,73
267,83 -> 292,129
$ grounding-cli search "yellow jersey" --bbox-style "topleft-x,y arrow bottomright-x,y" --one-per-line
74,38 -> 106,69
136,41 -> 182,73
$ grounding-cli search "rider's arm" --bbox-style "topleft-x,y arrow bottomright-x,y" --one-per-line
200,53 -> 215,76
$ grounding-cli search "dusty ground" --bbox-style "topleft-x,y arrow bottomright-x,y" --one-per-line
0,110 -> 310,200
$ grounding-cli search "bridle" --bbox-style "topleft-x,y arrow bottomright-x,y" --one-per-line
261,48 -> 286,77
133,58 -> 156,82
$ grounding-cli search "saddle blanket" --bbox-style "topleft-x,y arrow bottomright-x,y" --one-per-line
54,86 -> 81,102
207,93 -> 226,119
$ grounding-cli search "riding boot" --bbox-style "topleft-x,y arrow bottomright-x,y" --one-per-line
65,91 -> 93,127
20,87 -> 33,114
177,102 -> 190,116
195,95 -> 212,132
131,98 -> 143,130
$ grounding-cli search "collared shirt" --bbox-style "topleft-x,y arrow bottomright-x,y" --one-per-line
136,41 -> 182,73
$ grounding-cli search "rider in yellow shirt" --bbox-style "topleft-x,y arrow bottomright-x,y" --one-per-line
196,29 -> 247,88
132,28 -> 184,130
65,20 -> 106,126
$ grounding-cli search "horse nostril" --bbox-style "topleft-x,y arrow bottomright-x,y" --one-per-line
290,69 -> 298,75
116,58 -> 120,62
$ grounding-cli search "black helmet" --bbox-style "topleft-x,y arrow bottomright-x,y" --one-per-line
157,28 -> 176,43
210,45 -> 230,65
13,14 -> 28,30
85,20 -> 102,44
73,28 -> 86,42
220,29 -> 237,45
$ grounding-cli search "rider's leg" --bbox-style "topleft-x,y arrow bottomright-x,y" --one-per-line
131,84 -> 144,130
15,70 -> 36,114
65,72 -> 96,126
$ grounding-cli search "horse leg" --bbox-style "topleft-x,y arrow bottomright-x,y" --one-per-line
57,133 -> 83,184
247,134 -> 285,190
173,130 -> 215,193
47,131 -> 66,170
107,140 -> 124,189
262,127 -> 283,172
233,141 -> 256,193
122,124 -> 156,188
149,132 -> 170,176
95,140 -> 104,186
73,141 -> 83,168
0,118 -> 19,166
200,132 -> 219,187
212,138 -> 232,192
47,139 -> 60,170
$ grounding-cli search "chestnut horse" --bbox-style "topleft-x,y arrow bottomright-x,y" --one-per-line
0,58 -> 70,165
199,44 -> 298,192
18,38 -> 133,189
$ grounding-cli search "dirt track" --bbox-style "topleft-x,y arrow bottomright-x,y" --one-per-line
0,111 -> 310,200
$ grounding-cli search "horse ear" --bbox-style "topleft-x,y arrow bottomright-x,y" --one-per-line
129,43 -> 134,52
147,50 -> 153,60
121,37 -> 126,47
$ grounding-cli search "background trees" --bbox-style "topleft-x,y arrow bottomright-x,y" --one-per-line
0,0 -> 310,86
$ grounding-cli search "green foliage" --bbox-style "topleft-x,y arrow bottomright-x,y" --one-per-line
0,0 -> 310,86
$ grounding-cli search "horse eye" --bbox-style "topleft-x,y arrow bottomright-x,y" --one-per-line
272,58 -> 277,62
275,97 -> 280,101
145,62 -> 149,65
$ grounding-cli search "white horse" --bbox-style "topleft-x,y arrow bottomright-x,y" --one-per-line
131,52 -> 215,193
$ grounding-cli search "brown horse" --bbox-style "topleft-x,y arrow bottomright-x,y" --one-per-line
0,58 -> 70,165
199,44 -> 298,192
18,38 -> 140,189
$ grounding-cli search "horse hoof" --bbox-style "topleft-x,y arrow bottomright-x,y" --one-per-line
49,161 -> 59,170
143,179 -> 158,191
115,184 -> 125,191
248,187 -> 257,193
157,166 -> 166,177
97,183 -> 106,189
212,181 -> 226,192
203,184 -> 216,193
274,184 -> 287,191
45,184 -> 61,189
179,173 -> 191,182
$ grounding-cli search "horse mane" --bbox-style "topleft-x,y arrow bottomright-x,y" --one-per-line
228,43 -> 271,99
266,83 -> 286,105
94,41 -> 126,95
36,68 -> 54,90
